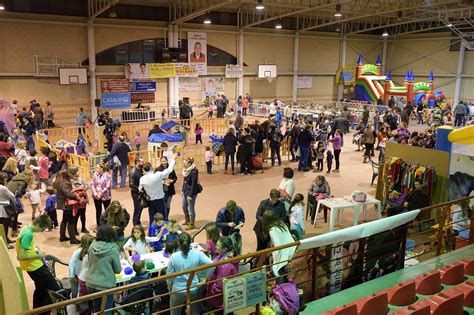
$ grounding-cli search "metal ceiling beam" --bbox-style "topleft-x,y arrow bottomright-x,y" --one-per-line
89,0 -> 119,18
171,0 -> 234,25
242,0 -> 340,28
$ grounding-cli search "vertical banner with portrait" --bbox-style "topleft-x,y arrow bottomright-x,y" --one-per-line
188,32 -> 207,75
202,77 -> 224,98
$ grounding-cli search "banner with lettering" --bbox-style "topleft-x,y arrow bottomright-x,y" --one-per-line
149,63 -> 176,78
225,64 -> 243,78
100,79 -> 129,93
179,77 -> 201,92
102,92 -> 131,109
176,63 -> 199,77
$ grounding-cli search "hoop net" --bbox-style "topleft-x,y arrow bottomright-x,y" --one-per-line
265,74 -> 273,83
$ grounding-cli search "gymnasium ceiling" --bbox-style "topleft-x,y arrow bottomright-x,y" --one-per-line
3,0 -> 474,39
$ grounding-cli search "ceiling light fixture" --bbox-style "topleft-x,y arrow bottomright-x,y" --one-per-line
334,3 -> 342,17
256,0 -> 264,10
203,14 -> 211,24
446,18 -> 453,27
275,20 -> 282,29
0,4 -> 5,10
382,29 -> 389,37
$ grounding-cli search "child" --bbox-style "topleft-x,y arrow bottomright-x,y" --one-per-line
26,182 -> 41,220
69,166 -> 89,234
205,146 -> 212,174
68,234 -> 94,299
164,219 -> 180,244
148,213 -> 168,252
134,131 -> 141,151
123,225 -> 160,260
38,147 -> 51,192
205,222 -> 220,259
44,187 -> 58,230
195,123 -> 203,144
315,141 -> 325,172
15,140 -> 29,173
289,194 -> 305,240
128,260 -> 151,294
326,150 -> 333,174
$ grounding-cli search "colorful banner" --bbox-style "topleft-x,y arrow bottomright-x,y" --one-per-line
100,79 -> 129,93
202,77 -> 224,97
225,64 -> 243,78
129,81 -> 156,92
188,32 -> 207,75
125,63 -> 149,80
179,77 -> 201,92
297,76 -> 313,89
149,63 -> 176,78
175,63 -> 199,77
131,92 -> 155,104
102,92 -> 131,109
336,67 -> 356,85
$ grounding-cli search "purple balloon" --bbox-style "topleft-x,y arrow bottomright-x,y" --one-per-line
131,253 -> 141,262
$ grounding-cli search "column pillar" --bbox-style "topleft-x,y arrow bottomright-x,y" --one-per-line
381,38 -> 388,74
337,35 -> 347,100
87,19 -> 98,139
167,25 -> 175,114
237,29 -> 244,99
292,33 -> 299,103
454,40 -> 466,106
173,25 -> 180,110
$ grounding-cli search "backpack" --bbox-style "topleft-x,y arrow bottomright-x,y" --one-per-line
272,131 -> 281,143
272,279 -> 300,315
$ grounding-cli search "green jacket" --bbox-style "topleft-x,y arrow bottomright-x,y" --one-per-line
85,241 -> 121,290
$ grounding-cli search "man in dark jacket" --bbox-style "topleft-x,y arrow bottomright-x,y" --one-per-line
129,158 -> 144,225
289,120 -> 301,161
239,128 -> 254,175
362,105 -> 369,127
234,110 -> 244,134
267,124 -> 282,166
253,190 -> 287,251
109,136 -> 131,189
216,200 -> 245,237
297,125 -> 313,171
222,130 -> 238,174
387,180 -> 428,216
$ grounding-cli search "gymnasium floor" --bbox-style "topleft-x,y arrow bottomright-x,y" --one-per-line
9,124 -> 427,305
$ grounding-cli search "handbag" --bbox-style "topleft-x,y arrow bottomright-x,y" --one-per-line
139,188 -> 151,208
2,201 -> 17,218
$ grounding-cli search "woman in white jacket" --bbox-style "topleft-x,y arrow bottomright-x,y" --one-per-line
0,176 -> 18,248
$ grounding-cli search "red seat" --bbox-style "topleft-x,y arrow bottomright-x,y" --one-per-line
415,270 -> 442,295
460,259 -> 474,276
389,305 -> 430,315
386,280 -> 417,306
440,262 -> 465,285
322,304 -> 358,315
353,291 -> 389,315
409,292 -> 464,315
439,281 -> 474,307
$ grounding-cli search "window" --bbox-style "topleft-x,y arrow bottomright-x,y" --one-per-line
84,38 -> 239,66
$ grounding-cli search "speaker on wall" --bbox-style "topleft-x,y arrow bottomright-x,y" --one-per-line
95,99 -> 101,107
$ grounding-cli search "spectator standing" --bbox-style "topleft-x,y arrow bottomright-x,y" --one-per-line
454,101 -> 466,127
215,200 -> 245,253
238,128 -> 254,175
91,164 -> 112,228
268,124 -> 283,167
155,156 -> 177,220
129,158 -> 145,226
223,130 -> 238,175
54,171 -> 80,244
327,129 -> 343,173
109,136 -> 131,189
297,125 -> 313,172
181,157 -> 200,230
44,101 -> 54,128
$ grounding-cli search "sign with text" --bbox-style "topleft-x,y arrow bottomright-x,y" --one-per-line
129,81 -> 156,92
125,63 -> 149,80
102,92 -> 131,109
100,79 -> 129,93
131,92 -> 155,104
336,67 -> 356,85
149,63 -> 176,78
297,76 -> 313,89
175,63 -> 199,77
225,64 -> 243,78
202,77 -> 224,98
179,77 -> 201,92
224,271 -> 266,313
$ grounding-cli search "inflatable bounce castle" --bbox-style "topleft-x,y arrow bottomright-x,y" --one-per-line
354,54 -> 445,106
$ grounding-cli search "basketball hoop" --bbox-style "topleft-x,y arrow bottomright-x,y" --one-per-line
265,74 -> 273,83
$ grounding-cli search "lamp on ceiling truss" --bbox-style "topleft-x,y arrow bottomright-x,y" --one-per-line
0,3 -> 5,10
446,18 -> 453,27
334,3 -> 342,17
382,29 -> 389,37
275,19 -> 283,29
203,13 -> 211,24
256,0 -> 264,10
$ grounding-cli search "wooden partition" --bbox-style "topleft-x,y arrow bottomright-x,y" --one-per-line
0,226 -> 29,314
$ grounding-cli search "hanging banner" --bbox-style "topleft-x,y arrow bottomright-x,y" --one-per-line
125,63 -> 149,80
129,81 -> 156,92
175,63 -> 199,77
297,76 -> 313,89
336,67 -> 356,85
188,32 -> 207,75
149,63 -> 176,78
179,77 -> 201,92
102,92 -> 131,109
131,92 -> 155,104
202,77 -> 224,97
225,64 -> 243,78
101,79 -> 129,93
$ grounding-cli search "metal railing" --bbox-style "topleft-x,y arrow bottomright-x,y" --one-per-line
21,196 -> 474,315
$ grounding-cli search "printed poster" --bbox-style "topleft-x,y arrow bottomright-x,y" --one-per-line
125,63 -> 149,80
100,79 -> 129,93
224,271 -> 266,313
336,67 -> 356,85
129,81 -> 156,92
225,64 -> 243,78
175,63 -> 199,77
202,77 -> 224,97
187,32 -> 207,75
102,92 -> 131,109
149,63 -> 176,78
179,77 -> 201,92
131,92 -> 155,104
297,76 -> 313,89
449,142 -> 474,201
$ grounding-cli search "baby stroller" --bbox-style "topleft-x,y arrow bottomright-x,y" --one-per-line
352,125 -> 365,150
252,155 -> 264,173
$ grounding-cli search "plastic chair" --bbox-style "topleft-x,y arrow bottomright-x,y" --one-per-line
191,221 -> 214,243
440,262 -> 465,285
114,288 -> 154,315
322,304 -> 358,315
460,259 -> 474,276
44,254 -> 69,278
354,291 -> 388,315
47,289 -> 70,315
389,305 -> 430,315
415,270 -> 442,295
386,280 -> 417,306
370,159 -> 380,186
409,292 -> 464,315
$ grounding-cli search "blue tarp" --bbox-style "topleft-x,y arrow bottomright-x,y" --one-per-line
161,121 -> 178,131
148,133 -> 183,143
